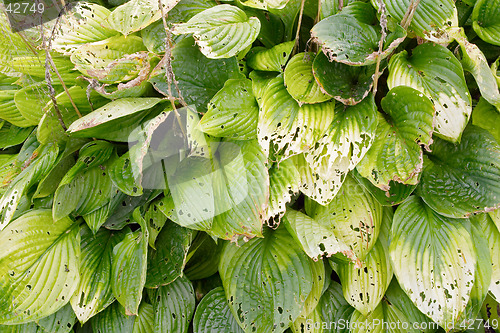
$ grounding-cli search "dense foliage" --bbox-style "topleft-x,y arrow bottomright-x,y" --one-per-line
0,0 -> 499,332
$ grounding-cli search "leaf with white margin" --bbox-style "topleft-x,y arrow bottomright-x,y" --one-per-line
284,52 -> 331,105
0,210 -> 80,324
449,27 -> 500,111
0,144 -> 59,229
219,226 -> 315,333
312,51 -> 377,106
107,0 -> 181,36
390,196 -> 477,330
372,0 -> 458,43
385,279 -> 436,333
472,0 -> 500,46
199,78 -> 259,140
417,126 -> 500,218
311,2 -> 406,66
356,86 -> 434,191
283,208 -> 356,263
490,209 -> 500,234
258,75 -> 336,161
111,215 -> 148,316
263,157 -> 300,222
70,35 -> 148,84
473,214 -> 500,301
247,41 -> 294,72
172,5 -> 261,59
133,302 -> 154,333
336,230 -> 393,316
192,287 -> 243,333
388,42 -> 471,142
304,95 -> 377,185
71,226 -> 125,324
51,2 -> 118,55
308,174 -> 383,262
90,301 -> 135,333
149,275 -> 195,333
295,154 -> 343,205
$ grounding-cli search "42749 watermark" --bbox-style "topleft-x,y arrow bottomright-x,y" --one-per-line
305,318 -> 499,331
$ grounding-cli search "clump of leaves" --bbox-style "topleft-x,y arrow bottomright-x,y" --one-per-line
0,0 -> 500,332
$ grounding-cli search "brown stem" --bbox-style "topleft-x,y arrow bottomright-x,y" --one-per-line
293,0 -> 307,55
372,0 -> 388,96
401,0 -> 421,30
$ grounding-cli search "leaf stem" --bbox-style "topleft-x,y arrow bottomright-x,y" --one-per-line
293,0 -> 306,55
401,0 -> 421,30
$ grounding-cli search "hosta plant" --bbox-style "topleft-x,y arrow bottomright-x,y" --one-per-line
0,0 -> 500,332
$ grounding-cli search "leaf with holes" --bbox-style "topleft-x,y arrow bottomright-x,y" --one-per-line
390,196 -> 477,329
284,52 -> 332,105
149,276 -> 195,333
172,5 -> 261,59
311,2 -> 406,66
199,78 -> 259,140
356,86 -> 434,191
417,126 -> 500,218
193,287 -> 244,333
71,226 -> 125,323
247,41 -> 294,72
388,42 -> 471,142
219,226 -> 314,333
0,210 -> 80,324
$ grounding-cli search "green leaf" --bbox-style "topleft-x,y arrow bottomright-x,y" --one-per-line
184,232 -> 223,280
193,287 -> 244,333
37,86 -> 109,144
336,234 -> 393,316
240,0 -> 290,10
150,275 -> 195,333
472,0 -> 500,46
388,43 -> 471,142
14,82 -> 59,126
51,2 -> 118,55
317,280 -> 354,333
107,0 -> 180,36
162,140 -> 269,240
70,226 -> 124,323
111,225 -> 148,315
258,75 -> 336,160
284,52 -> 332,105
172,5 -> 261,59
67,98 -> 163,140
70,35 -> 147,84
356,86 -> 434,191
311,2 -> 406,66
0,144 -> 59,229
418,126 -> 500,218
312,51 -> 377,105
149,37 -> 242,112
247,41 -> 294,72
145,221 -> 193,288
372,0 -> 458,43
199,78 -> 259,140
449,28 -> 500,110
390,196 -> 477,329
53,155 -> 116,222
472,98 -> 500,143
0,124 -> 33,149
109,152 -> 143,197
474,214 -> 500,301
133,302 -> 154,333
219,226 -> 315,333
90,301 -> 135,333
352,169 -> 416,206
10,55 -> 80,86
0,210 -> 80,324
0,89 -> 31,128
36,303 -> 76,333
0,12 -> 34,76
